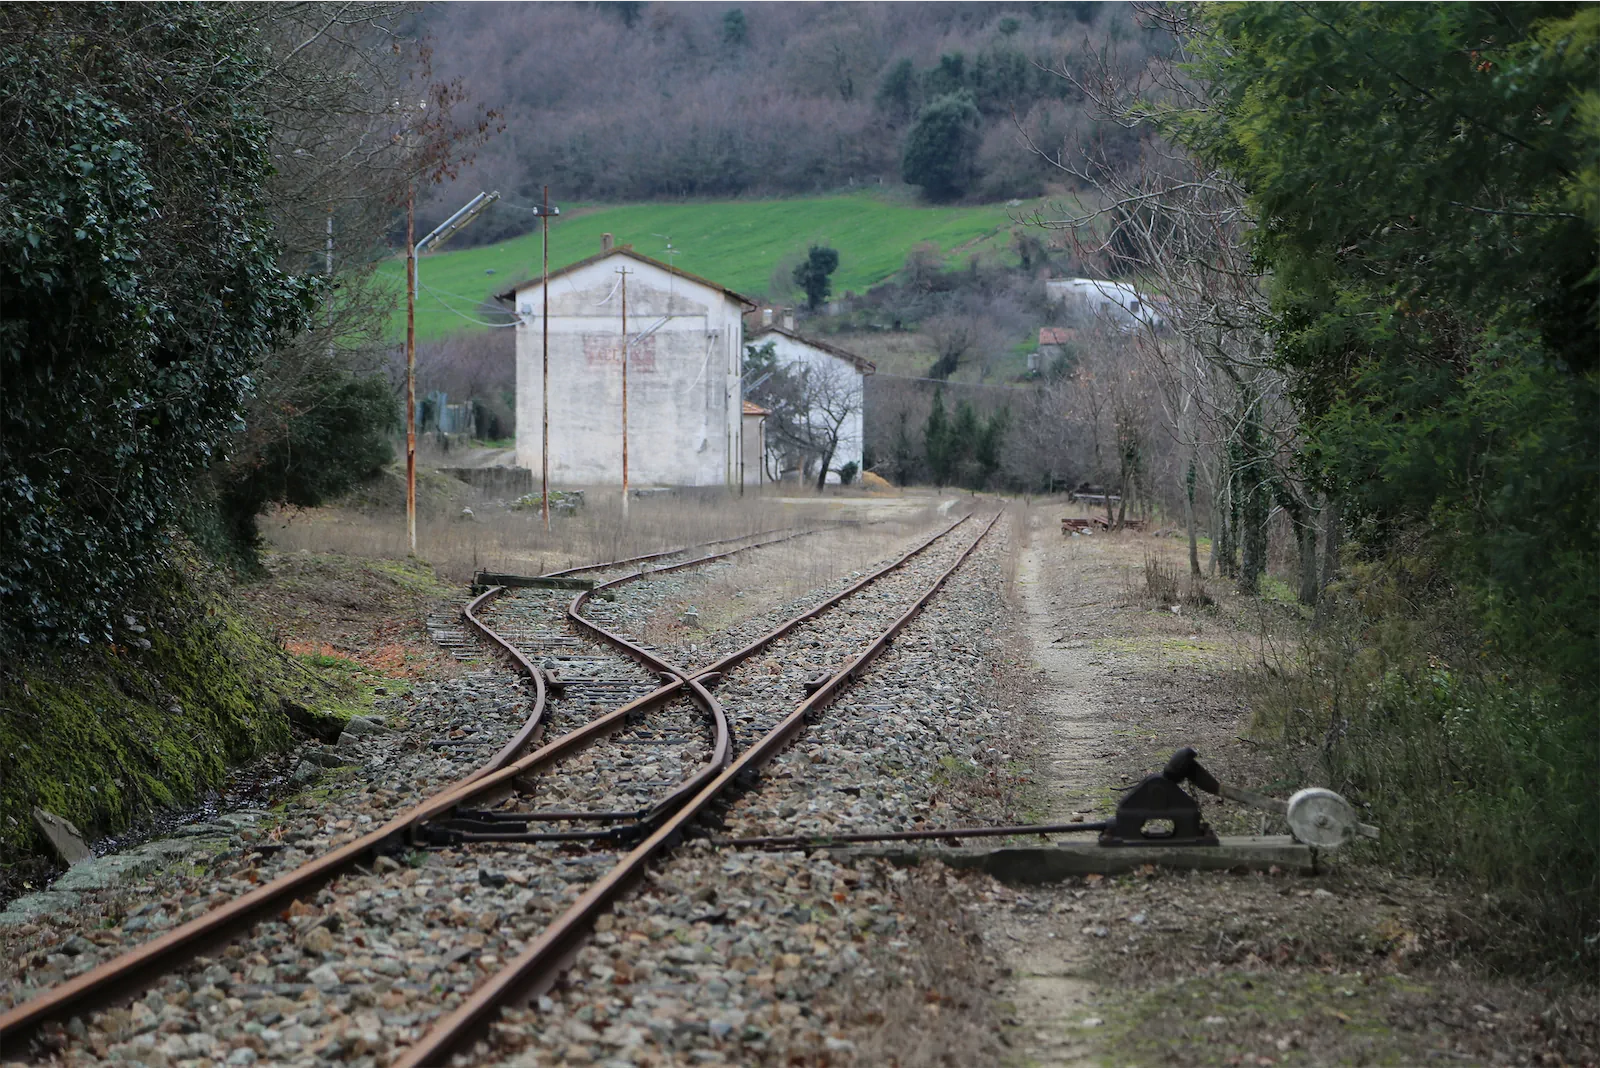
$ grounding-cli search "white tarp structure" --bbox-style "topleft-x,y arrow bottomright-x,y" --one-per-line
1046,278 -> 1165,331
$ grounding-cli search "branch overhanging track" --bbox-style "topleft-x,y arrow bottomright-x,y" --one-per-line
0,516 -> 945,1054
393,510 -> 1002,1068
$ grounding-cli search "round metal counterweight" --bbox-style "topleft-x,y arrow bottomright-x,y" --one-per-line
1286,787 -> 1359,848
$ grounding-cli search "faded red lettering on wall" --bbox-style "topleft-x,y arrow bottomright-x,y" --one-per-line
583,335 -> 656,371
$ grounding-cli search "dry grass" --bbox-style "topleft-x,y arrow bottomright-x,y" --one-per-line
261,466 -> 939,584
1141,549 -> 1215,610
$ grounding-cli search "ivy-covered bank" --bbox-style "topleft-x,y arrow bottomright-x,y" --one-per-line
0,563 -> 336,877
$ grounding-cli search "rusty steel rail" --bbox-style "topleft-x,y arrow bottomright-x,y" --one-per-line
0,515 -> 973,1055
458,585 -> 551,784
393,510 -> 1002,1067
446,524 -> 832,823
425,516 -> 975,848
0,533 -> 779,1052
544,523 -> 809,577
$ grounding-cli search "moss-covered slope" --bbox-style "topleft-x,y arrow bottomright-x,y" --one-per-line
0,562 -> 330,866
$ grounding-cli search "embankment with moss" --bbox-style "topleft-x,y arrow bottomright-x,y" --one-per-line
0,561 -> 338,882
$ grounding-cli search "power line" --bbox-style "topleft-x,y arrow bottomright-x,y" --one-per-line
418,280 -> 521,328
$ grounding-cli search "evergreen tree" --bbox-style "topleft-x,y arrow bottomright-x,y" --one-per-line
0,4 -> 312,646
951,399 -> 981,484
975,407 -> 1010,489
875,58 -> 916,125
901,91 -> 981,200
791,245 -> 839,311
889,411 -> 920,485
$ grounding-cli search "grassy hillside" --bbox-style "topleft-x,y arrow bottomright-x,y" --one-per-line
377,192 -> 1040,341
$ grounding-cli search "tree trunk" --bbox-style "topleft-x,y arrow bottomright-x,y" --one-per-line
1296,495 -> 1321,606
1185,453 -> 1201,577
1238,470 -> 1268,595
814,441 -> 837,492
1213,450 -> 1240,578
1210,461 -> 1230,576
1315,493 -> 1343,624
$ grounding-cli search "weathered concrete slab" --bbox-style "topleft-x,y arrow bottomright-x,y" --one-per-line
50,835 -> 227,892
0,890 -> 83,927
52,851 -> 162,891
31,806 -> 91,865
825,835 -> 1316,882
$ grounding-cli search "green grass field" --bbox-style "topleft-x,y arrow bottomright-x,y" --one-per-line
377,192 -> 1042,341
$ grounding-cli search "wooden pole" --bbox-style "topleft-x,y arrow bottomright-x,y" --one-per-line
618,265 -> 630,521
541,185 -> 551,533
405,184 -> 417,555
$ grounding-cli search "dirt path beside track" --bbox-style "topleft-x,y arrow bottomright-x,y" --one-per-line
979,505 -> 1597,1068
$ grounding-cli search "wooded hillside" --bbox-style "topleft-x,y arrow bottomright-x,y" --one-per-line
411,1 -> 1156,240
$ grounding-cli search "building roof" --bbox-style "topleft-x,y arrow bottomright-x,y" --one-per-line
1039,327 -> 1079,345
494,246 -> 758,310
742,401 -> 770,417
745,325 -> 876,375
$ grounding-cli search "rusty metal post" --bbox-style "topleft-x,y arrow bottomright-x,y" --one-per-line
618,265 -> 630,520
405,184 -> 417,555
541,185 -> 551,533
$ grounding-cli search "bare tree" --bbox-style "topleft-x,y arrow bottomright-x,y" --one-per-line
796,359 -> 866,491
924,313 -> 979,380
1021,6 -> 1327,601
210,3 -> 501,539
748,346 -> 864,492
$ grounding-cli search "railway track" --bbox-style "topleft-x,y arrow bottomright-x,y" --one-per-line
0,511 -> 1000,1065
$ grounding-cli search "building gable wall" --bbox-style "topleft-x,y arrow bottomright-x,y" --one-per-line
511,255 -> 745,487
759,332 -> 867,481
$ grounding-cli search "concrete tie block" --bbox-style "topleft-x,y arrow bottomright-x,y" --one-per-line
31,806 -> 91,865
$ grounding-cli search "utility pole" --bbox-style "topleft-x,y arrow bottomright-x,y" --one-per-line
618,265 -> 630,520
523,187 -> 560,532
404,189 -> 500,555
405,187 -> 417,554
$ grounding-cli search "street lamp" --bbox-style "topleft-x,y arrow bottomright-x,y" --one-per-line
405,189 -> 499,554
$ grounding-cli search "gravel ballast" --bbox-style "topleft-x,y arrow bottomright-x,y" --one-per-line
2,515 -> 1019,1068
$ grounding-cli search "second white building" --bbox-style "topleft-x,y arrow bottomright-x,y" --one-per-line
746,322 -> 875,484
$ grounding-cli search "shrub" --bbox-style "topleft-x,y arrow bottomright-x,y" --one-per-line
213,366 -> 397,553
1253,559 -> 1598,974
0,5 -> 312,648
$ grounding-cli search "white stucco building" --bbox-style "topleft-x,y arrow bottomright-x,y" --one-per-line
1045,277 -> 1165,332
500,244 -> 755,488
746,323 -> 874,484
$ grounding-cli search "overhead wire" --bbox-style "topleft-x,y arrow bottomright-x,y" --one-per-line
417,279 -> 522,329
